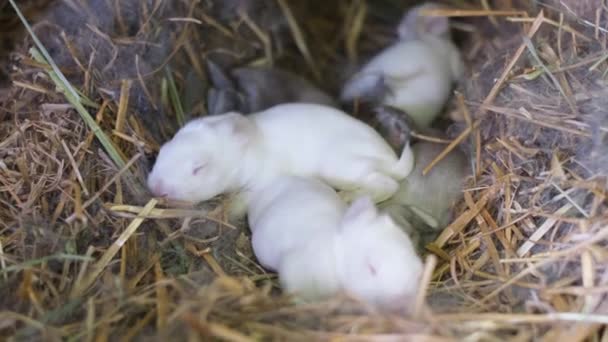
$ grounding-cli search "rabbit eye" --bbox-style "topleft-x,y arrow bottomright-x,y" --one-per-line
192,163 -> 208,175
365,257 -> 377,276
367,262 -> 377,276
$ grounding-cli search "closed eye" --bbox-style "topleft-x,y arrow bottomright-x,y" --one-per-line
365,256 -> 377,276
192,163 -> 208,175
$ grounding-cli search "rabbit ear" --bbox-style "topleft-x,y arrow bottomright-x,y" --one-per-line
398,3 -> 450,40
204,112 -> 256,146
207,112 -> 250,131
225,112 -> 256,145
207,88 -> 242,115
341,196 -> 378,230
421,14 -> 450,38
397,7 -> 420,40
206,59 -> 235,90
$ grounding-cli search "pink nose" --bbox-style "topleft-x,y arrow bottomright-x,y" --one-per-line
149,178 -> 168,197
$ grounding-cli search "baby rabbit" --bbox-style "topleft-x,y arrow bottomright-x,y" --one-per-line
147,103 -> 414,205
244,174 -> 423,309
278,230 -> 341,302
247,175 -> 346,271
341,2 -> 464,129
206,61 -> 337,115
334,196 -> 424,311
381,141 -> 467,250
279,196 -> 424,312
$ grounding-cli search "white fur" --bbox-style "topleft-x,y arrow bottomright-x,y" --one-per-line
397,3 -> 452,42
147,112 -> 256,202
248,176 -> 423,309
278,229 -> 341,302
334,197 -> 424,311
247,176 -> 346,271
147,103 -> 414,204
340,3 -> 464,128
247,175 -> 344,300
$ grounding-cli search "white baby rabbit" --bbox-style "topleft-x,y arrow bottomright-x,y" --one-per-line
245,174 -> 423,308
247,175 -> 346,271
340,2 -> 464,128
277,195 -> 423,311
147,103 -> 414,205
278,229 -> 342,302
333,196 -> 424,312
246,175 -> 342,301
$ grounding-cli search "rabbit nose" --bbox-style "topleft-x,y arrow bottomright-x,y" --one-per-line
149,178 -> 168,198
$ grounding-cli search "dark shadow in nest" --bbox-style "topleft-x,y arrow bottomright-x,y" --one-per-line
0,0 -> 58,87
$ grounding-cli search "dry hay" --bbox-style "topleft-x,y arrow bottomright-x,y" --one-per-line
0,0 -> 608,341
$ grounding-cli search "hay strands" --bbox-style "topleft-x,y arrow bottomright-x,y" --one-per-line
8,0 -> 146,198
69,198 -> 158,298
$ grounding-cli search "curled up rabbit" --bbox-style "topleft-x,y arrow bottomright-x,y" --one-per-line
341,2 -> 464,129
246,175 -> 424,311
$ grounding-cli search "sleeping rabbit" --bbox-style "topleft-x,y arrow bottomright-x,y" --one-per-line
247,175 -> 346,271
249,178 -> 424,311
341,2 -> 464,129
147,103 -> 414,206
332,196 -> 424,311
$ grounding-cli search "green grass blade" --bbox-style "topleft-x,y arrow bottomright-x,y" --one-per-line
165,66 -> 186,127
30,48 -> 127,170
10,0 -> 128,170
9,0 -> 79,101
